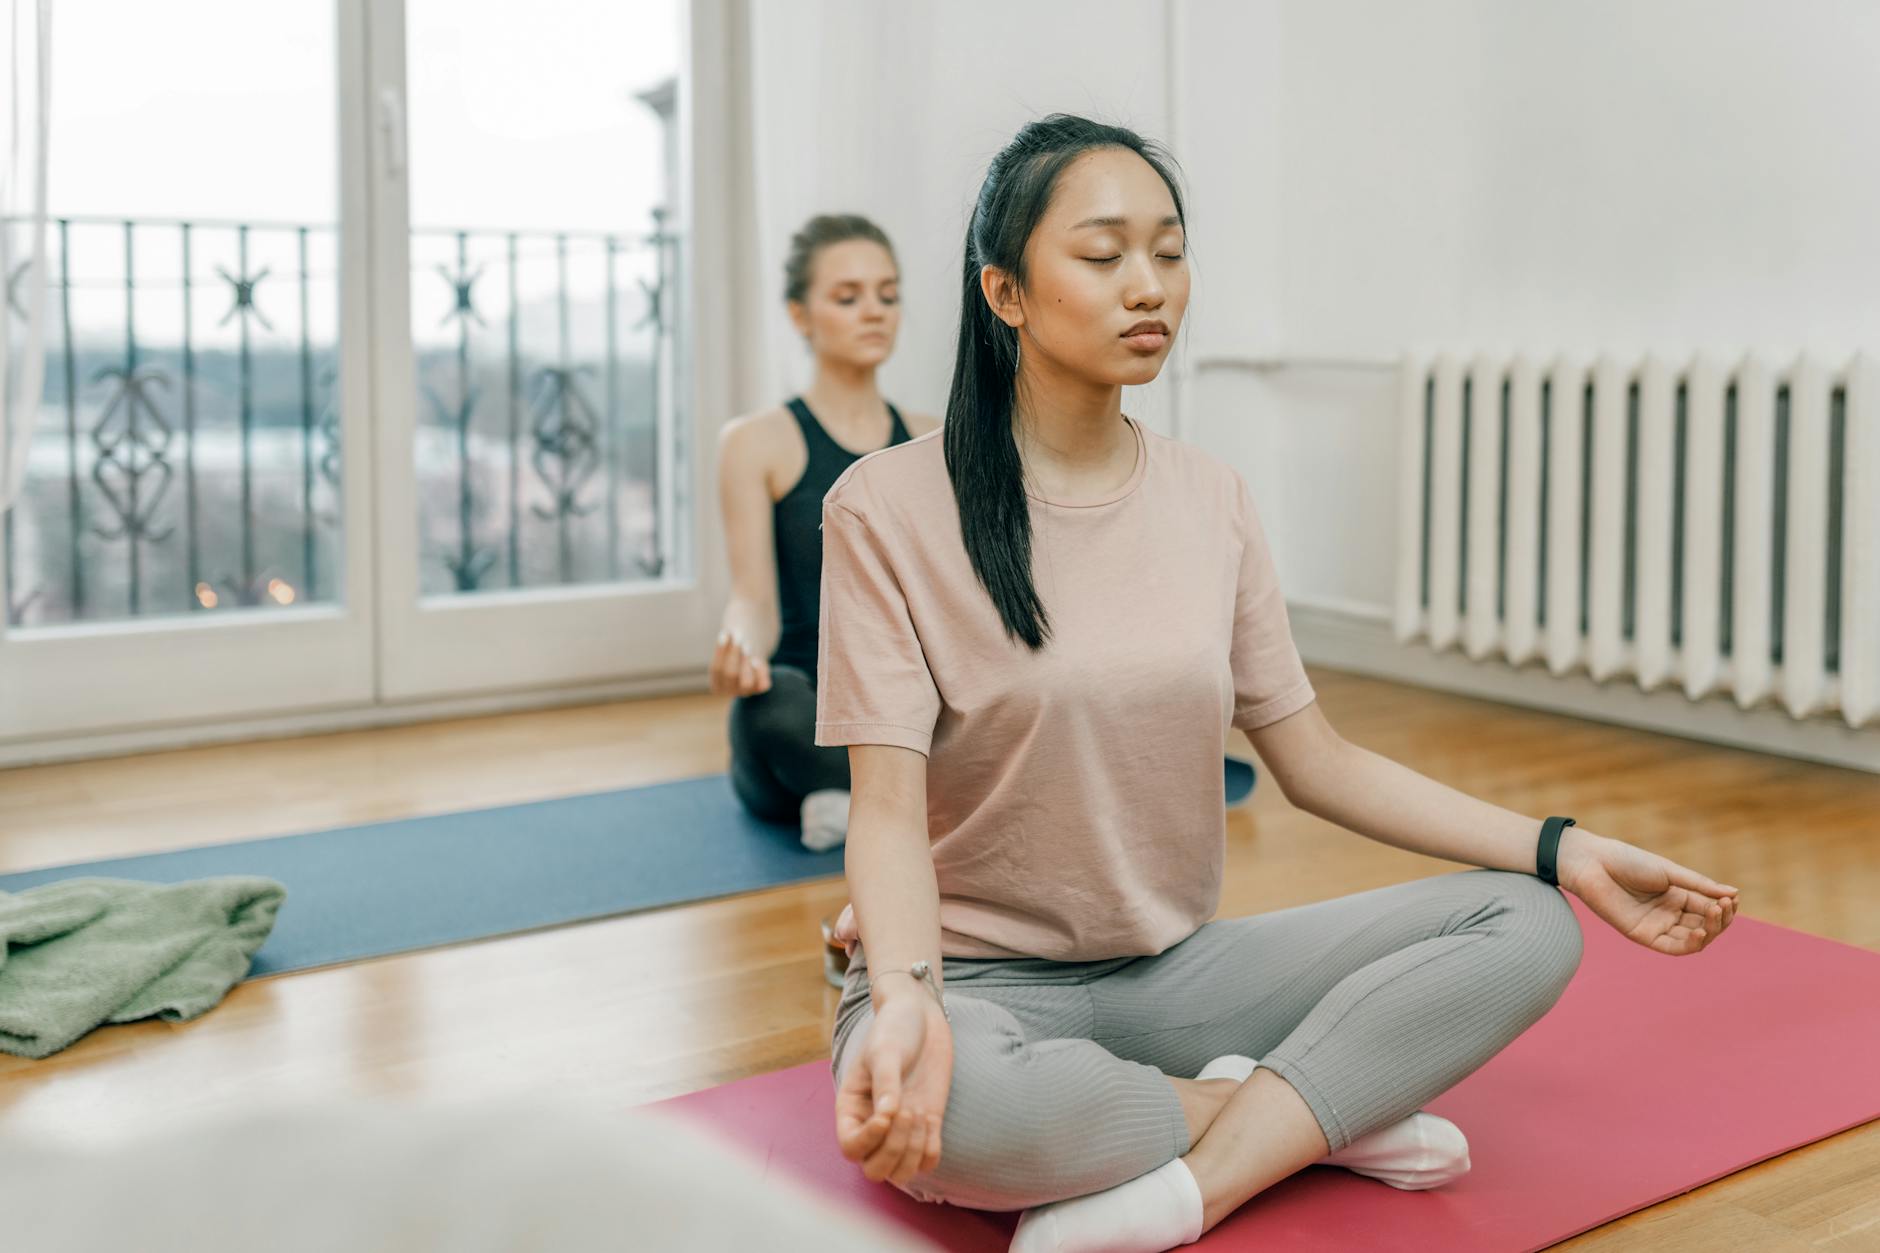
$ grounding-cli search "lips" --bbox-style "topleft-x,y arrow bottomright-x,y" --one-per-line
1120,321 -> 1169,350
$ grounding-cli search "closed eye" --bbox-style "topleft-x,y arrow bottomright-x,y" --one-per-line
1082,255 -> 1185,264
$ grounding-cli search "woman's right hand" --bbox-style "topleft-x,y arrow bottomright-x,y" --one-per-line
834,988 -> 952,1186
709,628 -> 772,697
831,902 -> 859,956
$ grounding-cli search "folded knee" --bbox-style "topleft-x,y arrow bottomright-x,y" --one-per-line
734,692 -> 808,745
893,1036 -> 1071,1211
901,1098 -> 1043,1208
899,1141 -> 1066,1212
1487,869 -> 1585,997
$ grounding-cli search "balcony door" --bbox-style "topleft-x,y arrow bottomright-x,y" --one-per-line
366,0 -> 708,702
0,0 -> 378,744
0,0 -> 712,748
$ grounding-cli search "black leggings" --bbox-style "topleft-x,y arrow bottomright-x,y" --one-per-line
727,664 -> 851,824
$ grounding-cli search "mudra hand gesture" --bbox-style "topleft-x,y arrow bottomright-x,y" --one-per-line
1557,829 -> 1739,955
833,981 -> 953,1188
708,628 -> 771,697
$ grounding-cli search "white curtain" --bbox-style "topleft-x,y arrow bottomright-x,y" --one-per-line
1,0 -> 51,517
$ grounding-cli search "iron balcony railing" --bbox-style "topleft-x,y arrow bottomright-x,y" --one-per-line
3,210 -> 680,628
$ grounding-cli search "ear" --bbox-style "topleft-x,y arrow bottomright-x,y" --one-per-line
978,263 -> 1025,330
785,298 -> 811,340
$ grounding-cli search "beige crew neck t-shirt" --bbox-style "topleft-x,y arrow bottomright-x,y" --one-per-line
814,416 -> 1316,961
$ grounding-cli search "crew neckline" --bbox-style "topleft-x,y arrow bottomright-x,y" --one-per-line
1023,415 -> 1148,509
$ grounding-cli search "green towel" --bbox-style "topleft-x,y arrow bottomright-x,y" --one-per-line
0,876 -> 286,1059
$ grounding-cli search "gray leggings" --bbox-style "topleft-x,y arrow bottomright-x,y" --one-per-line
830,868 -> 1583,1211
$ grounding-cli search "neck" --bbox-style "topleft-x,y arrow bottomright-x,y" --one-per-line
801,358 -> 888,434
1010,358 -> 1131,492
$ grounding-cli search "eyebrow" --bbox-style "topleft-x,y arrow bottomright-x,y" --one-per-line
1070,214 -> 1182,230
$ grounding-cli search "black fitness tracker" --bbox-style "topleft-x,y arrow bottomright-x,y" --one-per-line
1536,815 -> 1576,887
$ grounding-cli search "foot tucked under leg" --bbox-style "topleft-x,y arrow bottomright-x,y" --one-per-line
1008,1156 -> 1203,1253
1194,1055 -> 1470,1191
799,788 -> 851,851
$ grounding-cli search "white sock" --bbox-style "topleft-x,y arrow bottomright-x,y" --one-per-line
1009,1157 -> 1203,1253
799,788 -> 850,852
1194,1054 -> 1258,1083
1191,1054 -> 1470,1191
1319,1111 -> 1470,1190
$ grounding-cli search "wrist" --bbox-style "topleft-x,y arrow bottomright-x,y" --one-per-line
717,610 -> 767,651
872,989 -> 948,1022
868,969 -> 915,1003
1553,826 -> 1603,895
868,967 -> 947,1016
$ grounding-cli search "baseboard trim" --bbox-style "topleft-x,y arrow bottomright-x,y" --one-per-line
13,607 -> 1876,774
1288,600 -> 1880,775
0,671 -> 712,769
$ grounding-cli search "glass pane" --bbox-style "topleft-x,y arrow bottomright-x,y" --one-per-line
406,1 -> 682,598
6,1 -> 343,627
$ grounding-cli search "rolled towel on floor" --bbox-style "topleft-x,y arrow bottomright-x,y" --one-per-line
0,876 -> 286,1059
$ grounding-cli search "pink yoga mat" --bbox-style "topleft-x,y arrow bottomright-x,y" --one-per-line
649,897 -> 1880,1251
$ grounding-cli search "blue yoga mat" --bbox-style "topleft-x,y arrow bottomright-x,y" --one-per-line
0,773 -> 837,977
1223,755 -> 1257,807
0,759 -> 1259,978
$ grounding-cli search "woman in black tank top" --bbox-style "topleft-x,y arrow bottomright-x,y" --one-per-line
712,215 -> 922,851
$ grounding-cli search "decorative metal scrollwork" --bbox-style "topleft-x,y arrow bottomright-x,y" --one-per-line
315,361 -> 342,524
216,263 -> 273,330
437,261 -> 486,329
89,364 -> 175,545
423,379 -> 496,592
5,258 -> 31,319
526,365 -> 602,523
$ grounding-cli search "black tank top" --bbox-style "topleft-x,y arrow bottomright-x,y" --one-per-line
770,396 -> 913,674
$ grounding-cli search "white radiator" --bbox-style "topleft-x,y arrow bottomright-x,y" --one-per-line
1393,353 -> 1879,729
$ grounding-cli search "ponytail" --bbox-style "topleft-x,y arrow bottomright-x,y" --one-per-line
943,217 -> 1049,648
941,114 -> 1186,649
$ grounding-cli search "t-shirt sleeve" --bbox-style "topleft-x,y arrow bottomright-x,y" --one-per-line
1229,472 -> 1316,730
814,499 -> 942,755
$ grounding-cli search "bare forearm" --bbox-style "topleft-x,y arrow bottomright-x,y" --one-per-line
1296,739 -> 1601,891
845,797 -> 945,1010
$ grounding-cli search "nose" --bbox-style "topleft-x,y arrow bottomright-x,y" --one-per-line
1123,254 -> 1166,310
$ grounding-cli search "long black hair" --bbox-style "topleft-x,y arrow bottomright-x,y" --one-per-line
944,114 -> 1187,650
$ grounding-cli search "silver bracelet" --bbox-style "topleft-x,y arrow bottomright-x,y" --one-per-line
867,959 -> 950,1021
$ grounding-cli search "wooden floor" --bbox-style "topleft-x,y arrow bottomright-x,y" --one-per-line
2,667 -> 1877,1249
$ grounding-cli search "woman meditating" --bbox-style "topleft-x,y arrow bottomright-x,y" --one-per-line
712,214 -> 938,850
817,113 -> 1740,1253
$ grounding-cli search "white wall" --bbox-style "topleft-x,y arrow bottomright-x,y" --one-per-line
710,0 -> 1879,765
1180,0 -> 1880,612
734,0 -> 1880,620
742,0 -> 1178,433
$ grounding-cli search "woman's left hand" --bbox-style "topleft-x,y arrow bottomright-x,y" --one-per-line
1557,830 -> 1740,956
